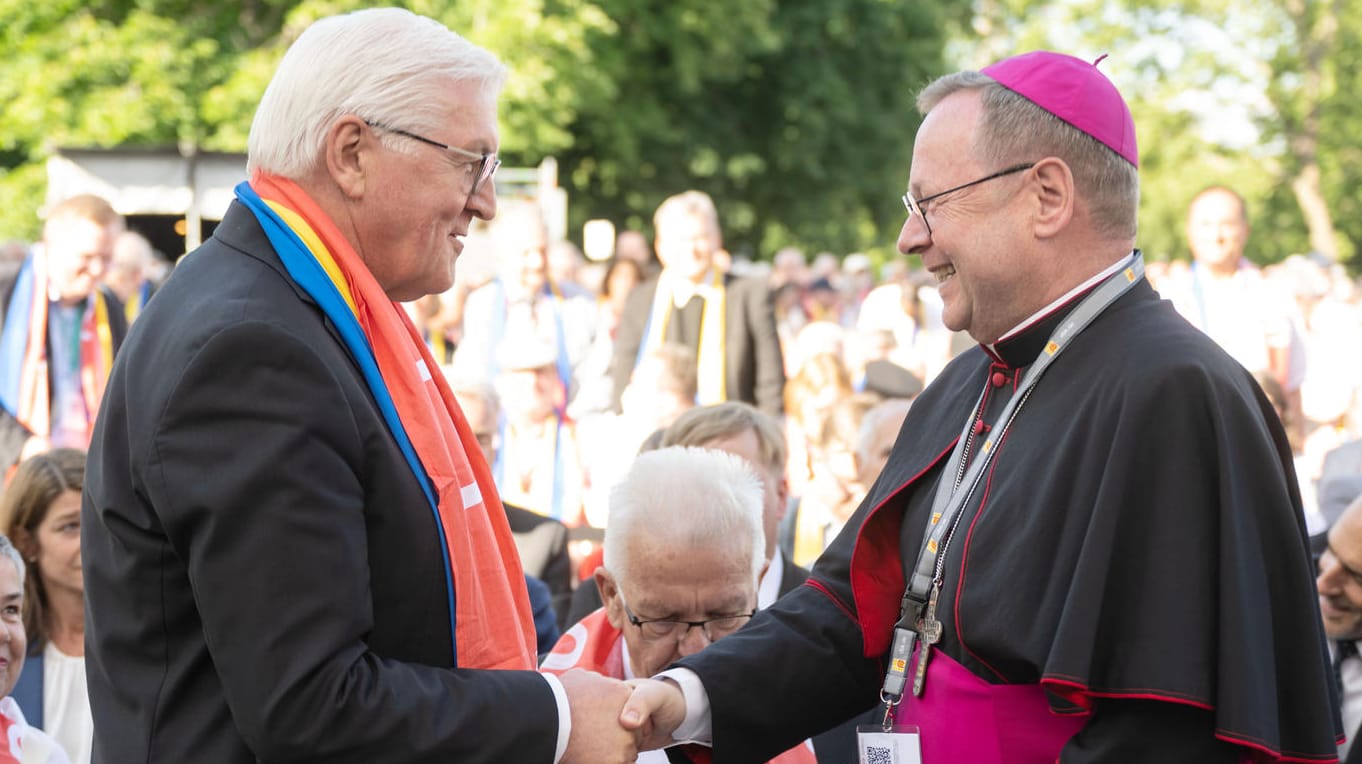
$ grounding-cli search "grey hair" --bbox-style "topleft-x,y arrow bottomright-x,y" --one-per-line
661,401 -> 787,477
653,190 -> 723,246
247,8 -> 507,178
0,536 -> 24,586
444,370 -> 501,424
917,70 -> 1139,240
603,446 -> 765,585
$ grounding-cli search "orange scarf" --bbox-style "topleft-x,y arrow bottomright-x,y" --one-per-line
242,174 -> 535,670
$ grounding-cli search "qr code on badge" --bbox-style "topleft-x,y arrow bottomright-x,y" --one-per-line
865,745 -> 894,764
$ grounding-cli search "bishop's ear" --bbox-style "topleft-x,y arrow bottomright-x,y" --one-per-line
1029,157 -> 1075,239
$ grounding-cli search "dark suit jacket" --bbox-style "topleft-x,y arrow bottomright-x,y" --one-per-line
82,201 -> 558,763
610,274 -> 785,416
0,272 -> 128,469
505,502 -> 572,626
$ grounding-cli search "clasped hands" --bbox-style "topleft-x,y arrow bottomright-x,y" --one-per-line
557,669 -> 691,764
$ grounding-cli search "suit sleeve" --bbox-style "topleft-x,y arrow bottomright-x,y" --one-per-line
143,321 -> 559,763
609,283 -> 652,413
740,278 -> 785,417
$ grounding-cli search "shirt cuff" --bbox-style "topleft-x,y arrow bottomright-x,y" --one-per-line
656,668 -> 713,745
541,672 -> 571,764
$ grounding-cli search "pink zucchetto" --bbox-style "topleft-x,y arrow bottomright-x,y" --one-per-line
981,51 -> 1138,168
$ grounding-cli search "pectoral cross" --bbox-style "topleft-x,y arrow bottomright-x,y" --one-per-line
911,582 -> 942,697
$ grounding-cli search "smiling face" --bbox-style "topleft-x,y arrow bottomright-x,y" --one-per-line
0,559 -> 25,698
1186,188 -> 1248,276
352,79 -> 499,302
897,90 -> 1036,344
655,208 -> 719,285
45,216 -> 120,306
1319,502 -> 1362,640
33,489 -> 83,600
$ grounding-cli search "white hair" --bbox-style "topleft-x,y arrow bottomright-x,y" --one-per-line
603,447 -> 765,584
0,536 -> 24,586
443,369 -> 501,423
247,8 -> 507,178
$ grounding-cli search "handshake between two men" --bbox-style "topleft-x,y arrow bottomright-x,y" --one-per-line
557,671 -> 686,764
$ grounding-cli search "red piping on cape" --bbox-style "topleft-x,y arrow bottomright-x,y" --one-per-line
850,437 -> 959,658
1045,677 -> 1340,763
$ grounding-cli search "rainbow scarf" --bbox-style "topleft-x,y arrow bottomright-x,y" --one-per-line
0,253 -> 114,446
234,174 -> 536,670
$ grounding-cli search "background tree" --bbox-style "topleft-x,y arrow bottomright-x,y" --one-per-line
0,0 -> 964,263
555,0 -> 964,260
964,0 -> 1360,270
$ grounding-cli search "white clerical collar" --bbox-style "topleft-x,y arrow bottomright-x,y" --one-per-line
989,252 -> 1134,350
665,268 -> 718,308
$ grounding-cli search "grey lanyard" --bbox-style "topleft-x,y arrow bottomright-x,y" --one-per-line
879,252 -> 1145,717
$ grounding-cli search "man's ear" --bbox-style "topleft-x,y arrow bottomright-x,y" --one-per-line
1030,157 -> 1075,239
324,116 -> 370,200
775,476 -> 791,523
596,568 -> 625,628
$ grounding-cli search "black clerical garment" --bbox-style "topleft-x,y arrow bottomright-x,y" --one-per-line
677,274 -> 1341,763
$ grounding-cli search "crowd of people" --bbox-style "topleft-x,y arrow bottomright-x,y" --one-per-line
0,6 -> 1358,763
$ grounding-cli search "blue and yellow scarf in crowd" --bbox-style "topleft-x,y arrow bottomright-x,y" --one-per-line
0,252 -> 114,448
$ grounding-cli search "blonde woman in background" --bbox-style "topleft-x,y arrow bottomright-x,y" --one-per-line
0,449 -> 90,763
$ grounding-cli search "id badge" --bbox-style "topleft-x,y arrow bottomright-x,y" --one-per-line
857,724 -> 921,764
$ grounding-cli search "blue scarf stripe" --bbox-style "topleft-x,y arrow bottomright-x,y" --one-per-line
0,256 -> 36,418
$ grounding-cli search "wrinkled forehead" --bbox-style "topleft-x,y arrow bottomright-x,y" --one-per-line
909,91 -> 985,188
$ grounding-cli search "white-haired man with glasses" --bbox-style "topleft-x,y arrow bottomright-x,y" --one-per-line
84,8 -> 637,764
543,447 -> 814,763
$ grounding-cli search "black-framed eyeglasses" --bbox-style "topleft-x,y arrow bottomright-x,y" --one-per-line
902,162 -> 1036,238
364,120 -> 500,197
619,593 -> 755,642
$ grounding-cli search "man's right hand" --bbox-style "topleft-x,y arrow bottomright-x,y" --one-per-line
620,678 -> 687,751
558,668 -> 639,764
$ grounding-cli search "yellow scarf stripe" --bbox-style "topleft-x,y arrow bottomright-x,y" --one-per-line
264,200 -> 357,314
94,291 -> 114,371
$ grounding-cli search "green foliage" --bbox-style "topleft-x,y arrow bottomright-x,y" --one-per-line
958,0 -> 1362,272
0,0 -> 295,239
550,0 -> 963,260
0,0 -> 964,263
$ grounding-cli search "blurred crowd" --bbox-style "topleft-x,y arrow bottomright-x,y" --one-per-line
3,179 -> 1362,761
